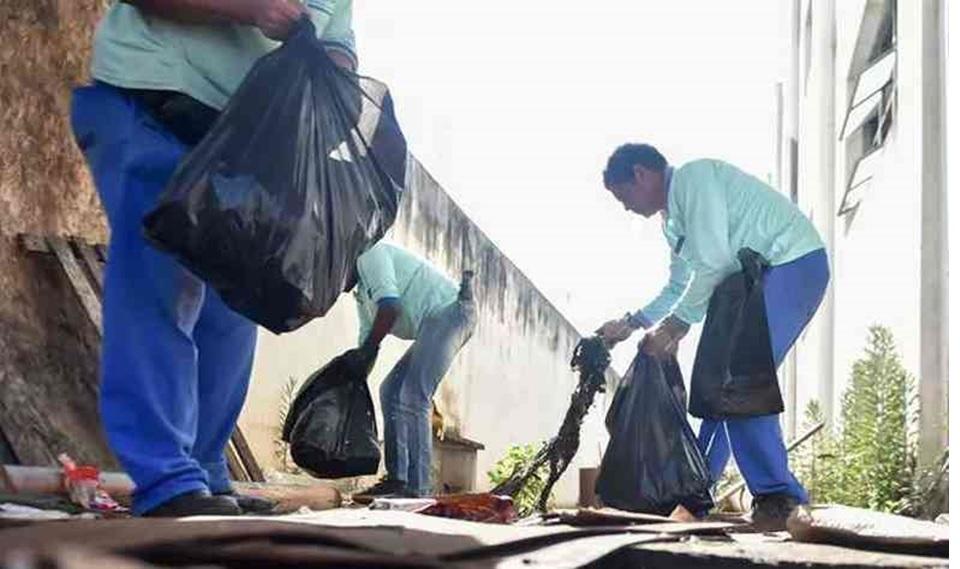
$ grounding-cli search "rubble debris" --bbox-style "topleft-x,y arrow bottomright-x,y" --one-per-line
492,337 -> 611,511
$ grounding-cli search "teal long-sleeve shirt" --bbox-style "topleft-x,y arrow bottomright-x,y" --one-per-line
635,159 -> 824,326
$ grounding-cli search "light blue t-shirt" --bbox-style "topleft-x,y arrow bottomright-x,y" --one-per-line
636,159 -> 825,325
354,242 -> 458,342
91,1 -> 356,110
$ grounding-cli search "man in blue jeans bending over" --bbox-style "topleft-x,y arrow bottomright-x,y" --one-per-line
596,143 -> 829,531
72,0 -> 357,517
348,242 -> 477,500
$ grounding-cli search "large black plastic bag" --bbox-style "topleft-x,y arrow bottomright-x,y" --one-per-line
281,349 -> 380,478
595,352 -> 713,515
143,19 -> 407,333
690,248 -> 782,419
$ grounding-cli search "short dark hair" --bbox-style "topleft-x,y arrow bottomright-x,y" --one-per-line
603,143 -> 667,186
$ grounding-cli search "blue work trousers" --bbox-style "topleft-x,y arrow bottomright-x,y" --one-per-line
697,248 -> 829,503
71,83 -> 258,514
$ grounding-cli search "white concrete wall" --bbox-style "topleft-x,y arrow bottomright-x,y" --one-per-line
793,0 -> 839,420
790,0 -> 940,425
238,158 -> 617,506
830,0 -> 923,406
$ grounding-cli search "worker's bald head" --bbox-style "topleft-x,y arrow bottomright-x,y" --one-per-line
602,143 -> 668,218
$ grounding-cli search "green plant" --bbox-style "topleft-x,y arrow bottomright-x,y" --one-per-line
273,376 -> 302,475
487,443 -> 551,517
896,449 -> 949,520
795,326 -> 923,513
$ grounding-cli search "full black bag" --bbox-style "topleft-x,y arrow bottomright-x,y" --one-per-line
595,352 -> 713,516
281,349 -> 381,478
143,19 -> 406,333
689,249 -> 783,419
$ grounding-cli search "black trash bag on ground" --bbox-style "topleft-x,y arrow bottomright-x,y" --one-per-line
143,19 -> 407,333
595,352 -> 713,516
689,248 -> 782,419
281,348 -> 381,478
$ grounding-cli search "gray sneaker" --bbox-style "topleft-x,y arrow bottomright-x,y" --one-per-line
750,493 -> 801,532
352,478 -> 411,504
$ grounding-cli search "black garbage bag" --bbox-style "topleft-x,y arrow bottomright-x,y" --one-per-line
689,248 -> 782,419
143,19 -> 407,333
281,348 -> 381,478
595,352 -> 713,516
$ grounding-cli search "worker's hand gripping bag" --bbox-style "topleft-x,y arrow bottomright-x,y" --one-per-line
143,19 -> 407,333
595,352 -> 713,515
281,348 -> 381,478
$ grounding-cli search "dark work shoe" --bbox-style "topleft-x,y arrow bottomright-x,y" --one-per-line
351,478 -> 410,504
215,491 -> 278,514
143,490 -> 242,518
750,493 -> 801,532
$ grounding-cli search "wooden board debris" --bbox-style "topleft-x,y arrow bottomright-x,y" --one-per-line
14,234 -> 265,484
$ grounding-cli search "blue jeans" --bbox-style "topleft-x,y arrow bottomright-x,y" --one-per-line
380,299 -> 477,496
697,248 -> 829,503
71,83 -> 258,514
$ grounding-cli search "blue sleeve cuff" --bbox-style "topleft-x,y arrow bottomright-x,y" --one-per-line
627,311 -> 653,329
376,297 -> 401,309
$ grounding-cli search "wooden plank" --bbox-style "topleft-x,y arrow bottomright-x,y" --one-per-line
20,233 -> 263,485
75,241 -> 104,294
18,233 -> 50,254
230,429 -> 265,482
233,482 -> 342,513
48,236 -> 103,335
225,441 -> 250,482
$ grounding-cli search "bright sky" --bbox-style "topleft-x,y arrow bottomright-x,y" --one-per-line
353,1 -> 789,373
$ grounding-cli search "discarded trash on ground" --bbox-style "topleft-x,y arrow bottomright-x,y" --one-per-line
414,493 -> 518,524
57,454 -> 125,513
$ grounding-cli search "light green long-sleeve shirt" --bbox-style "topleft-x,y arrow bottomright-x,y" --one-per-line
354,242 -> 458,343
90,1 -> 356,111
637,159 -> 824,326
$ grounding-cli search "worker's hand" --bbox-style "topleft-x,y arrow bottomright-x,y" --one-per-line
595,316 -> 635,348
640,315 -> 690,360
640,328 -> 678,359
325,49 -> 357,71
244,0 -> 306,40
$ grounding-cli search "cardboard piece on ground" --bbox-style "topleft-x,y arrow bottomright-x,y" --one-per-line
0,512 -> 680,566
454,533 -> 670,569
787,505 -> 949,557
550,507 -> 674,525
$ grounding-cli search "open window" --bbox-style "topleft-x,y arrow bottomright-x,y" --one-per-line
837,0 -> 896,219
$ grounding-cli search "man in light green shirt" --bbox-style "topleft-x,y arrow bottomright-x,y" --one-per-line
71,0 -> 356,518
595,143 -> 829,531
93,0 -> 356,110
349,242 -> 477,499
